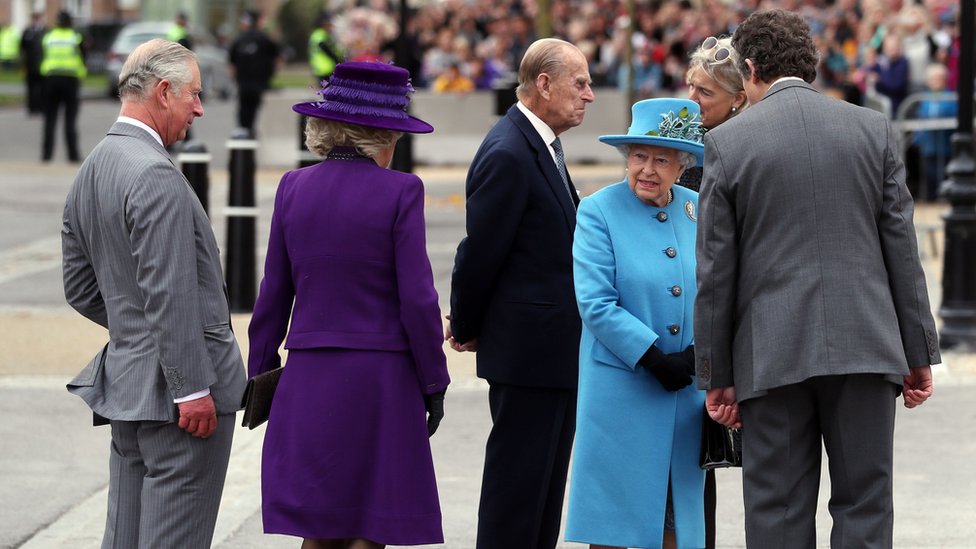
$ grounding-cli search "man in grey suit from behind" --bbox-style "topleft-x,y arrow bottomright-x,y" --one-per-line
62,39 -> 246,548
695,10 -> 938,549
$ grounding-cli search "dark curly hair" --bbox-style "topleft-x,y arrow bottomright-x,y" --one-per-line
731,9 -> 819,84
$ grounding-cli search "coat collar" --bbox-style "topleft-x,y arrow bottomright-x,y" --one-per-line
763,78 -> 817,100
107,121 -> 174,166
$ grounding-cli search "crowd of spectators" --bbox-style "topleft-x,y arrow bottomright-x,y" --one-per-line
324,0 -> 960,114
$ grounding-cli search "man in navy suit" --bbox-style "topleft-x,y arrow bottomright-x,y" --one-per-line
447,38 -> 595,548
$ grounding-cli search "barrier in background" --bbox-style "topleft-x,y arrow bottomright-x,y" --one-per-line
177,140 -> 211,216
225,128 -> 258,312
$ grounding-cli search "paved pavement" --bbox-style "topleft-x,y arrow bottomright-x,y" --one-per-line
2,92 -> 976,547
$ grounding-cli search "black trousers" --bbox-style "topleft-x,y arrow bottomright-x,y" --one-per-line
26,70 -> 44,114
236,83 -> 266,133
42,75 -> 80,161
477,382 -> 576,549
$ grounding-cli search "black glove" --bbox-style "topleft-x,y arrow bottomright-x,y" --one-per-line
638,345 -> 693,392
424,389 -> 446,437
667,344 -> 696,376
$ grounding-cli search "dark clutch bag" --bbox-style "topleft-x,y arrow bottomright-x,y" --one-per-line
699,410 -> 742,470
240,367 -> 284,430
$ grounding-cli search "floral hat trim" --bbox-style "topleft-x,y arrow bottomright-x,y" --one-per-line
644,106 -> 704,144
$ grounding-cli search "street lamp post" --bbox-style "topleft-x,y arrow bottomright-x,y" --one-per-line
939,0 -> 976,349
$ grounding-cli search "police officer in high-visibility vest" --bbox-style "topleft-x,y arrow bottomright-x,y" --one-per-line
40,11 -> 85,162
167,12 -> 193,51
0,20 -> 20,70
308,11 -> 343,84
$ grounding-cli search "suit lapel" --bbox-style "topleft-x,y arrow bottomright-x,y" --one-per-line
507,107 -> 578,230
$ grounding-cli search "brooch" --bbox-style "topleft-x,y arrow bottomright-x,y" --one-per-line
685,200 -> 697,222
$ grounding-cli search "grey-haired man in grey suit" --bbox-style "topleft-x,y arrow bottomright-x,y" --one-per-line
62,38 -> 246,548
695,10 -> 938,549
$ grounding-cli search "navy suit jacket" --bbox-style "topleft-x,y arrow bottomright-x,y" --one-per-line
450,105 -> 582,389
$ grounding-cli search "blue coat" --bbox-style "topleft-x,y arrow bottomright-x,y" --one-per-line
565,182 -> 705,548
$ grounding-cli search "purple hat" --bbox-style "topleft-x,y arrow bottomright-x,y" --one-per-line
292,62 -> 434,134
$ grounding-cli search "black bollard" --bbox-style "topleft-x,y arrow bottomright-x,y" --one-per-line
225,128 -> 258,313
391,131 -> 413,173
298,114 -> 319,168
493,75 -> 518,117
177,140 -> 211,216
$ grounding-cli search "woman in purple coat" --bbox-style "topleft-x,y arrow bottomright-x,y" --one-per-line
247,61 -> 451,548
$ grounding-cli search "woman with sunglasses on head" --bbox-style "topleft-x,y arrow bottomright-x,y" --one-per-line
681,35 -> 747,549
680,36 -> 748,193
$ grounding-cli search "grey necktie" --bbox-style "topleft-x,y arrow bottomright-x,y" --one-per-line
551,138 -> 576,204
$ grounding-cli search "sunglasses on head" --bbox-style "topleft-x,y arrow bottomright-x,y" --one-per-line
701,36 -> 732,63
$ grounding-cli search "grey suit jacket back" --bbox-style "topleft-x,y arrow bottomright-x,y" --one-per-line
63,122 -> 246,419
695,80 -> 940,400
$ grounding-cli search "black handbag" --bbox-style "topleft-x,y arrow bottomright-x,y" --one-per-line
240,367 -> 284,429
699,410 -> 742,470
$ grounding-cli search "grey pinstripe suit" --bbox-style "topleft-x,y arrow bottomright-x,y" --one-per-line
62,121 -> 246,548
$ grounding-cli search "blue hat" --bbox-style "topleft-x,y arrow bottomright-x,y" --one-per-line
599,98 -> 704,164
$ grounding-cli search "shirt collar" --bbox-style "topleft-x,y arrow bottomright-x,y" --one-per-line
770,76 -> 806,88
116,116 -> 164,147
516,101 -> 559,161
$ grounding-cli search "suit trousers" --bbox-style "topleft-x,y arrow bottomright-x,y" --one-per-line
41,75 -> 80,162
477,382 -> 576,549
739,374 -> 897,549
102,414 -> 235,549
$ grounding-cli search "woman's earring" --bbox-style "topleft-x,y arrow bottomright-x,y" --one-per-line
731,106 -> 738,113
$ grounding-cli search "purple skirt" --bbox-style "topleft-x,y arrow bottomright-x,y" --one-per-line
261,347 -> 443,544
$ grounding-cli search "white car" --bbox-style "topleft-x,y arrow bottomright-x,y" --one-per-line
105,21 -> 234,100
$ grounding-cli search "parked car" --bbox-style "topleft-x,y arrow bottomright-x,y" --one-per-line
105,21 -> 233,100
79,19 -> 128,75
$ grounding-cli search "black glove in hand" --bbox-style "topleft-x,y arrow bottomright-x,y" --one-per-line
424,389 -> 446,437
667,345 -> 695,376
639,345 -> 693,392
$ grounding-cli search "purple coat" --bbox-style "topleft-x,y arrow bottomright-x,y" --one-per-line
247,154 -> 449,395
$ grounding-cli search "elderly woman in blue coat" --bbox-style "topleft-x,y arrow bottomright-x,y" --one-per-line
565,98 -> 706,549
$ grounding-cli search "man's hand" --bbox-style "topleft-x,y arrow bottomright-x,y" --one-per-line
424,390 -> 446,437
444,315 -> 477,352
706,387 -> 741,428
903,366 -> 934,409
177,395 -> 217,438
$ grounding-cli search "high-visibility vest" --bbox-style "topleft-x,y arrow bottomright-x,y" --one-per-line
0,25 -> 20,62
308,28 -> 341,78
167,24 -> 188,44
40,28 -> 86,78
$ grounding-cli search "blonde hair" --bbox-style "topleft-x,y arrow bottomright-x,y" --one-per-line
305,118 -> 402,158
686,37 -> 745,99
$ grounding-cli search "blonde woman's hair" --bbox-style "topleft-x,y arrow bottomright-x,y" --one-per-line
687,37 -> 745,99
305,118 -> 402,159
